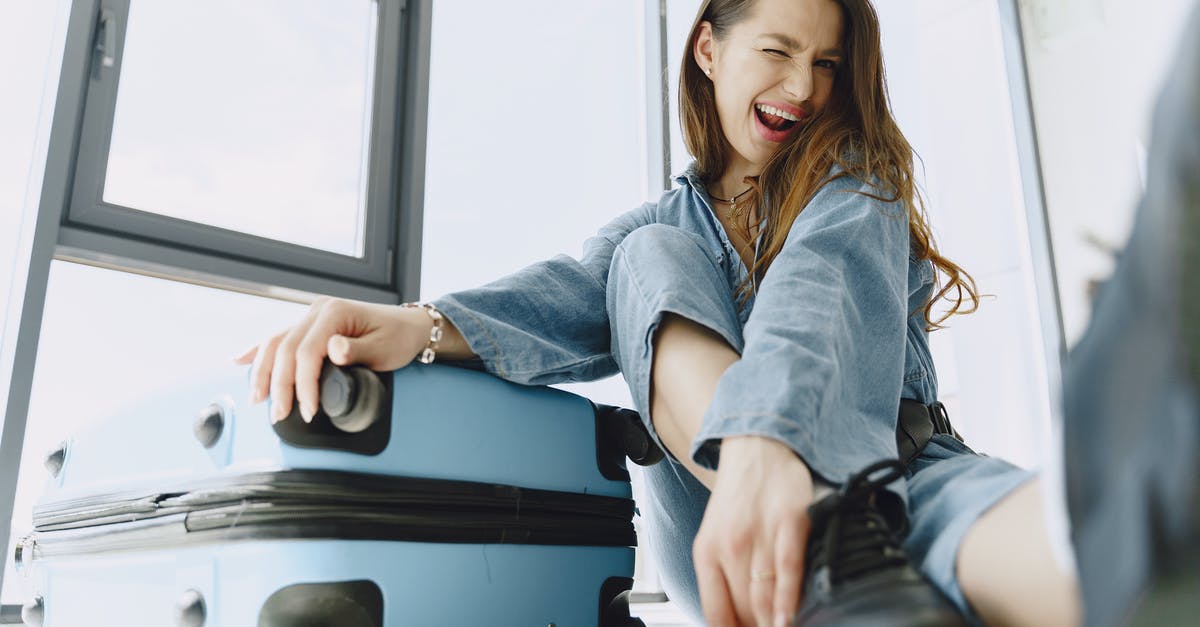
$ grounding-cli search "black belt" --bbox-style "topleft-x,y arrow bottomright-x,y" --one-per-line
896,399 -> 963,465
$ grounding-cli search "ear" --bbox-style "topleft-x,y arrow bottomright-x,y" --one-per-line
693,21 -> 715,78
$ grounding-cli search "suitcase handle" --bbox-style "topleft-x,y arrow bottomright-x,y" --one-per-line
259,580 -> 382,627
318,362 -> 386,434
269,362 -> 393,456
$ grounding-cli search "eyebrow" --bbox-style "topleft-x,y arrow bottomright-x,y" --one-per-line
762,33 -> 843,57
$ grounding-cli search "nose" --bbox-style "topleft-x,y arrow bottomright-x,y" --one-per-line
782,62 -> 814,103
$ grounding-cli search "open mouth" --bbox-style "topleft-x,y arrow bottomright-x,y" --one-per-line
755,104 -> 800,132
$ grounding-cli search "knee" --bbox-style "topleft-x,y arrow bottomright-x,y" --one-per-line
607,225 -> 727,311
614,224 -> 720,269
605,224 -> 741,341
956,479 -> 1083,627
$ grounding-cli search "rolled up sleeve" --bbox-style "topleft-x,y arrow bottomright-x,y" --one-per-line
691,175 -> 912,485
431,203 -> 655,386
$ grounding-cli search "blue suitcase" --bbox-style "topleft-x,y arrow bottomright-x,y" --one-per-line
15,362 -> 659,626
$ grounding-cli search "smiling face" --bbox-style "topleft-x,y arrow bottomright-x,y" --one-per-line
693,0 -> 845,179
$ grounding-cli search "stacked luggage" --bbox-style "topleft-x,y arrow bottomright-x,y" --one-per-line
14,363 -> 657,626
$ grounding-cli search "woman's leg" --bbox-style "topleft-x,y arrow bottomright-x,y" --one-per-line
951,10 -> 1200,621
604,224 -> 748,624
609,225 -> 966,626
605,223 -> 748,479
955,478 -> 1082,627
647,312 -> 739,490
1059,6 -> 1200,624
638,313 -> 742,626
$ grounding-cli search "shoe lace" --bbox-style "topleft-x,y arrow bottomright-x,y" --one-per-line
807,459 -> 909,585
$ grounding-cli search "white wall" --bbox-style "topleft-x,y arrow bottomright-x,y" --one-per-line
419,1 -> 650,410
884,0 -> 1059,471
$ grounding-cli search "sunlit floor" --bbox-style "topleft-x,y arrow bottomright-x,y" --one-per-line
631,600 -> 694,627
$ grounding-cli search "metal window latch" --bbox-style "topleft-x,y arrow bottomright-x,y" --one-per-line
95,9 -> 116,68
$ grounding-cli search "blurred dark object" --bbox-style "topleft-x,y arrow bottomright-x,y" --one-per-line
1062,4 -> 1200,626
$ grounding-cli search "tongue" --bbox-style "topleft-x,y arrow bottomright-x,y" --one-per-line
757,109 -> 794,131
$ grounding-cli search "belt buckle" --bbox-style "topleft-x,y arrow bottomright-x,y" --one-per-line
928,401 -> 963,442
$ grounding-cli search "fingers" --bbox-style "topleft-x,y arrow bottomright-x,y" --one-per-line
231,343 -> 258,365
267,299 -> 328,423
695,540 -> 740,627
750,553 -> 777,627
243,296 -> 418,427
327,334 -> 352,365
248,332 -> 283,406
693,438 -> 817,627
773,517 -> 808,627
269,331 -> 299,423
293,300 -> 355,422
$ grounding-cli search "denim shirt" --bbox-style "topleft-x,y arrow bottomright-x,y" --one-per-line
432,164 -> 940,484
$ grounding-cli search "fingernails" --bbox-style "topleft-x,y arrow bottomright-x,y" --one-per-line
300,403 -> 314,423
271,402 -> 287,423
231,343 -> 257,362
775,613 -> 788,627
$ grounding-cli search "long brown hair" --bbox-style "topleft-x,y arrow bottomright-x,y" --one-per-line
680,0 -> 978,330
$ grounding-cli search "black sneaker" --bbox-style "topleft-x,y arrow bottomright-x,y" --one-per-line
792,460 -> 967,627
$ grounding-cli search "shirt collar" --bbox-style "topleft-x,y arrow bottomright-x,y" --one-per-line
674,161 -> 705,192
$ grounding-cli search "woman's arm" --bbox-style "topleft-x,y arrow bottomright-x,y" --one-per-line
691,173 -> 912,485
431,202 -> 656,386
237,201 -> 655,420
689,173 -> 915,627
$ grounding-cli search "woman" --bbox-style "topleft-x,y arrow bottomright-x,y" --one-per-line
236,0 -> 1081,625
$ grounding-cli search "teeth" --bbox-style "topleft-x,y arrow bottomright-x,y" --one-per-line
755,104 -> 800,122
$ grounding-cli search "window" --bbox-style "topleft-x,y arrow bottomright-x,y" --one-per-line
100,0 -> 378,257
56,0 -> 426,300
1,0 -> 430,608
418,1 -> 683,620
419,0 -> 646,413
420,0 -> 646,298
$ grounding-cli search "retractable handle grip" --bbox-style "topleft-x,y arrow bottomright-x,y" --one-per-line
319,361 -> 385,434
267,361 -> 391,455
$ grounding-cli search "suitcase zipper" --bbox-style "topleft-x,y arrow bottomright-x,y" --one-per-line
27,469 -> 636,559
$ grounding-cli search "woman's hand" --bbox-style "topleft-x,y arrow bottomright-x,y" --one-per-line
694,435 -> 815,627
232,297 -> 432,423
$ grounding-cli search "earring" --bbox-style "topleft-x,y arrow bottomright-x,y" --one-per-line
704,67 -> 712,76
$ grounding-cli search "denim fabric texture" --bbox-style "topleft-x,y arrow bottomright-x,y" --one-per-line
1062,5 -> 1200,624
432,164 -> 1030,620
435,165 -> 940,485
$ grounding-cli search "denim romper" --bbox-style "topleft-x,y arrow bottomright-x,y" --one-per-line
432,163 -> 1032,623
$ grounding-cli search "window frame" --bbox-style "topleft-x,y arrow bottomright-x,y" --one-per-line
59,0 -> 429,302
1,0 -> 430,602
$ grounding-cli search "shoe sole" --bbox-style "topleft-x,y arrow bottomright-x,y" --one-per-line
793,569 -> 969,627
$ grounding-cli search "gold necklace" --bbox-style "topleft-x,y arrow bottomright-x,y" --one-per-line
711,187 -> 753,220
